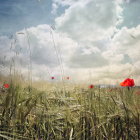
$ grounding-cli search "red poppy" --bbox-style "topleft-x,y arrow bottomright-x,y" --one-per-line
51,77 -> 55,80
3,83 -> 9,89
89,84 -> 94,89
66,77 -> 70,80
120,78 -> 135,87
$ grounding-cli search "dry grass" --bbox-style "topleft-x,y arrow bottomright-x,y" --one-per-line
0,81 -> 139,140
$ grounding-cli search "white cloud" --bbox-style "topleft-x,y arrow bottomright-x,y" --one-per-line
0,0 -> 140,85
53,0 -> 82,6
55,0 -> 123,42
100,25 -> 140,84
64,24 -> 140,85
0,25 -> 78,80
105,25 -> 140,64
0,24 -> 140,85
51,3 -> 59,15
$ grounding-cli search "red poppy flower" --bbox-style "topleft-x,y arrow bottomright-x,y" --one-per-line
3,83 -> 9,89
120,78 -> 135,87
51,77 -> 55,80
66,77 -> 70,80
89,84 -> 94,89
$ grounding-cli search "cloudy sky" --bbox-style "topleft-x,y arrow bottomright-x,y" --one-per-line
0,0 -> 140,85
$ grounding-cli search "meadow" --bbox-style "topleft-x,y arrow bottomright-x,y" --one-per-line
0,78 -> 139,140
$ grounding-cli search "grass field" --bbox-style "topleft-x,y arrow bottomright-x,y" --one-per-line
0,80 -> 139,140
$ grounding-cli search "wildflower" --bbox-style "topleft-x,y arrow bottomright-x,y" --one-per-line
66,77 -> 70,80
3,83 -> 9,89
51,77 -> 55,80
120,78 -> 135,87
89,84 -> 94,89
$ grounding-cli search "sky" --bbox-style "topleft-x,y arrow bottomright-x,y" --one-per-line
0,0 -> 140,85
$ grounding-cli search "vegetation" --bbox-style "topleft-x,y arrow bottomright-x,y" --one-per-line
0,81 -> 139,140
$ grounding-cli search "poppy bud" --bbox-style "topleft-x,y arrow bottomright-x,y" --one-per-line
89,84 -> 94,89
51,77 -> 54,80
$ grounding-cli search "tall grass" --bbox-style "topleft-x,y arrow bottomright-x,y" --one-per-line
0,82 -> 139,140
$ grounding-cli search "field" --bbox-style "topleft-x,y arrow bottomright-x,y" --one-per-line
0,80 -> 140,140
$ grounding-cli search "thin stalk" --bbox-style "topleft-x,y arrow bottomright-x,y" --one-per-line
25,29 -> 32,89
50,28 -> 66,95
